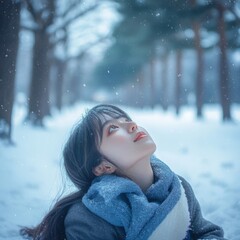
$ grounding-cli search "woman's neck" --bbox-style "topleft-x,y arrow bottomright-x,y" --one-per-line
118,157 -> 154,192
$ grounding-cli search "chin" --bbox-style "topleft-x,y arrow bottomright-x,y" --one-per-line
149,140 -> 156,151
150,144 -> 156,155
144,142 -> 156,156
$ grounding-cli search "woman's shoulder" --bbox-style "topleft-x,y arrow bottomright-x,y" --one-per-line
65,201 -> 125,240
65,200 -> 93,220
178,176 -> 194,198
65,200 -> 111,227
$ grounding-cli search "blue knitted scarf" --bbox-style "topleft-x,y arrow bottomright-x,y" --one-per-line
82,157 -> 190,240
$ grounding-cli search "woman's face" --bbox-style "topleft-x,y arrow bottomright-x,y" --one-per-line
99,116 -> 156,171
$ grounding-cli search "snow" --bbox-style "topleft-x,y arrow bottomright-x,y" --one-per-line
0,102 -> 240,239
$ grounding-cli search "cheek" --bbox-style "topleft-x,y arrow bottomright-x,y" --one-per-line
109,130 -> 130,144
112,135 -> 128,143
109,135 -> 132,154
100,134 -> 133,159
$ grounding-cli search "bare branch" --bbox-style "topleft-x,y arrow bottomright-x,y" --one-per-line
24,0 -> 42,25
48,3 -> 100,34
20,24 -> 38,32
59,0 -> 83,19
212,0 -> 240,20
68,34 -> 110,61
43,0 -> 56,28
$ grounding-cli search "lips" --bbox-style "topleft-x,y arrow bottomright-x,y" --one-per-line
134,131 -> 147,142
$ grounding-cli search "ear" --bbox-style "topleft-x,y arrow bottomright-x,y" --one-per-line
93,160 -> 117,176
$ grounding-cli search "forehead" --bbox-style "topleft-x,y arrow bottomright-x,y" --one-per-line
99,114 -> 126,125
96,109 -> 131,125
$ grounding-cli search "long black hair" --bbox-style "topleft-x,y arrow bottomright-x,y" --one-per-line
20,104 -> 131,240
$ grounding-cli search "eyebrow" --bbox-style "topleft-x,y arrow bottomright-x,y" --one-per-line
102,119 -> 117,130
101,116 -> 128,130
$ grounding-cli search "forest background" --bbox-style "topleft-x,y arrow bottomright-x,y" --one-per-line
0,0 -> 240,142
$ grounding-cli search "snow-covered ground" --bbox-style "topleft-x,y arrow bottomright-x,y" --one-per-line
0,102 -> 240,240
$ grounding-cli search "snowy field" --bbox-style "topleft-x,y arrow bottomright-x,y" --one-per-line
0,102 -> 240,240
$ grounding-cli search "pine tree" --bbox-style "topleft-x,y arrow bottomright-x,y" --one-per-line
0,0 -> 21,142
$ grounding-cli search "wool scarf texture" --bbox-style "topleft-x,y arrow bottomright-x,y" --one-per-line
82,157 -> 190,240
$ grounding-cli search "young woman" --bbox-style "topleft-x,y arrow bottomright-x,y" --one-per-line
20,104 -> 226,240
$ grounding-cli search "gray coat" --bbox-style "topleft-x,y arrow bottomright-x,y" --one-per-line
64,177 -> 226,240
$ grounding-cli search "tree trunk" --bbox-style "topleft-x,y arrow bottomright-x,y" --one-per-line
175,50 -> 182,116
190,0 -> 204,118
193,21 -> 204,118
161,52 -> 169,111
55,59 -> 65,111
0,0 -> 21,141
217,5 -> 231,121
28,30 -> 51,126
150,58 -> 156,108
135,68 -> 145,108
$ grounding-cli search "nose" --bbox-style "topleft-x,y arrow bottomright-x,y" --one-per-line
128,121 -> 137,133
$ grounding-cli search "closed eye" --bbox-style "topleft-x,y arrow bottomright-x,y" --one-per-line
108,124 -> 119,134
125,118 -> 132,122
